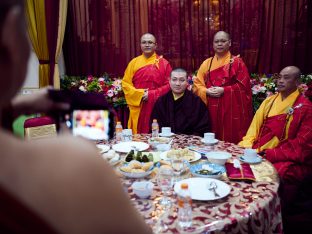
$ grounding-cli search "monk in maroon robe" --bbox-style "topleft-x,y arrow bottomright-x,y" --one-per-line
151,68 -> 210,136
194,31 -> 253,144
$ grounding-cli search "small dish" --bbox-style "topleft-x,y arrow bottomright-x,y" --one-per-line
189,162 -> 225,179
132,181 -> 154,199
156,143 -> 171,152
96,144 -> 110,153
239,156 -> 262,164
201,138 -> 219,145
148,137 -> 171,149
205,151 -> 232,165
159,132 -> 175,137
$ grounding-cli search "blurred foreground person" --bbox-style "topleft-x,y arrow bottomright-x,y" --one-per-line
0,1 -> 151,233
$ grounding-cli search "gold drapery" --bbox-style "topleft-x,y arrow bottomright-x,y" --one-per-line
25,0 -> 49,88
25,0 -> 68,89
54,0 -> 68,89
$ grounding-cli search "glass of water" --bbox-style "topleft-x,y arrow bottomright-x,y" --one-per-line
171,157 -> 186,182
157,167 -> 173,207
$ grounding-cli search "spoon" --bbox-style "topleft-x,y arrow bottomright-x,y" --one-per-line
208,181 -> 220,197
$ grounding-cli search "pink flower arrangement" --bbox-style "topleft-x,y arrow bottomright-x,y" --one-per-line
61,74 -> 126,107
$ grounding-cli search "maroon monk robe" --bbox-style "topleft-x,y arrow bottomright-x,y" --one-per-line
204,58 -> 253,144
260,95 -> 312,184
132,57 -> 171,133
151,90 -> 210,136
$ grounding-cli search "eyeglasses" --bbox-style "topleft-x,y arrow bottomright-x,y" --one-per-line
141,41 -> 156,45
213,39 -> 229,44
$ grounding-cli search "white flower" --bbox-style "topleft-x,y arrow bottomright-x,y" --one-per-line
107,90 -> 114,97
79,86 -> 86,92
98,77 -> 105,82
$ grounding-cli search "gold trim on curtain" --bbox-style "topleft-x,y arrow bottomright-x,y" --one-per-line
25,0 -> 50,88
54,0 -> 68,89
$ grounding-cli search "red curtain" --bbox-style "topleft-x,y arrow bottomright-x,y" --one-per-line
63,0 -> 312,76
45,0 -> 60,85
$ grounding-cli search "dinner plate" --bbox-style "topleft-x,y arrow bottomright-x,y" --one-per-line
200,138 -> 219,145
189,162 -> 225,179
112,141 -> 149,153
174,178 -> 231,201
159,132 -> 175,137
96,144 -> 110,153
159,150 -> 201,163
239,156 -> 262,164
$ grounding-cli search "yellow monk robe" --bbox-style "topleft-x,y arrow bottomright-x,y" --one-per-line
122,53 -> 171,134
239,90 -> 300,152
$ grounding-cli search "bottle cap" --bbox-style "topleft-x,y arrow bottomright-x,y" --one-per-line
153,119 -> 157,122
117,121 -> 121,124
181,183 -> 188,189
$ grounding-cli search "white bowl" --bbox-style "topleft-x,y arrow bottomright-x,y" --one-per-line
132,181 -> 154,198
156,143 -> 171,152
205,151 -> 232,165
148,137 -> 171,149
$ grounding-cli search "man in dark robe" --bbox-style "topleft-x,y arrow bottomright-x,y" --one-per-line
151,68 -> 210,136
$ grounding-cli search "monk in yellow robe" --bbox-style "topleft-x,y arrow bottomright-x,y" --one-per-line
122,33 -> 172,134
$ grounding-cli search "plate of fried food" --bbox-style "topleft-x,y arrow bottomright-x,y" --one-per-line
160,148 -> 201,163
119,160 -> 154,178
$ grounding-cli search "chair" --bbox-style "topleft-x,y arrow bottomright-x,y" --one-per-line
24,116 -> 57,140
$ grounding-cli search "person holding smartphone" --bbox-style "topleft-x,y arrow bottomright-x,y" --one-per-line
0,1 -> 151,233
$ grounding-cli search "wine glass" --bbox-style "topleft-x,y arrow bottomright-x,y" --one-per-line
157,167 -> 173,207
171,157 -> 186,182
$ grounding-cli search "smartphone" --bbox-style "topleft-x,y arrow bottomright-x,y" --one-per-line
71,110 -> 113,140
48,90 -> 115,140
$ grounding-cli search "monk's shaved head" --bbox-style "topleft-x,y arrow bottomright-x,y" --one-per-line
280,66 -> 301,80
141,33 -> 156,43
214,31 -> 231,41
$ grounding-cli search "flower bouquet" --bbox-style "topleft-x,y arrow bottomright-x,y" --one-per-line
61,74 -> 126,108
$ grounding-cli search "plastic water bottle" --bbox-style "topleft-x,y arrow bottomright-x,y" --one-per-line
151,119 -> 159,138
177,183 -> 192,228
115,121 -> 123,142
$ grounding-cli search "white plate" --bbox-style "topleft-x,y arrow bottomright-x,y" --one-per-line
201,138 -> 219,145
112,141 -> 149,153
96,144 -> 110,153
239,156 -> 262,164
174,178 -> 231,201
159,150 -> 201,163
159,132 -> 175,137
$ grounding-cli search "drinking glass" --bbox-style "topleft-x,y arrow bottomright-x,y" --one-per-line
171,157 -> 186,182
157,167 -> 173,207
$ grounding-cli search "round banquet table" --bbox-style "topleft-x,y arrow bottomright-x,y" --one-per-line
104,134 -> 283,234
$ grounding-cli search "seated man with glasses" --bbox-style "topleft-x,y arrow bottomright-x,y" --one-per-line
122,33 -> 172,134
193,31 -> 253,144
151,68 -> 210,136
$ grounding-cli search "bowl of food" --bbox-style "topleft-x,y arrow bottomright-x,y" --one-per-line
189,162 -> 225,178
205,151 -> 232,165
119,160 -> 154,178
156,143 -> 171,152
132,181 -> 154,199
148,137 -> 171,149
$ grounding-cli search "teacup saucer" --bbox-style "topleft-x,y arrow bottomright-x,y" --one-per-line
201,138 -> 219,145
239,156 -> 262,164
159,132 -> 174,137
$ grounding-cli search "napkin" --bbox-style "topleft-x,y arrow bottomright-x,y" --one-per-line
225,161 -> 256,182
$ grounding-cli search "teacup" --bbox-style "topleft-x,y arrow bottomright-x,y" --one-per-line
244,149 -> 258,160
204,132 -> 215,143
161,127 -> 172,136
122,129 -> 133,141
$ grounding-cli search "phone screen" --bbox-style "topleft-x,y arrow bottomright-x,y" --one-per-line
72,110 -> 110,140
